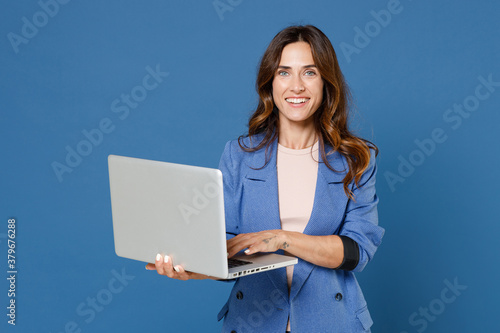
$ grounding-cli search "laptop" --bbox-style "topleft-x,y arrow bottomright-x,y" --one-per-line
108,154 -> 298,279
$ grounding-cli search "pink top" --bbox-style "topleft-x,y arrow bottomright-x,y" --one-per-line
277,141 -> 319,331
277,141 -> 319,288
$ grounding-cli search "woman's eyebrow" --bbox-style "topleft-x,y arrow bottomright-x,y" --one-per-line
278,64 -> 317,69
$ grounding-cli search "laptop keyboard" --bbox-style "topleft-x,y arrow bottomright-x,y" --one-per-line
228,258 -> 252,269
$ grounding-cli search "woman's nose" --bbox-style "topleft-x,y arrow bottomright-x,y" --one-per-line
290,76 -> 305,93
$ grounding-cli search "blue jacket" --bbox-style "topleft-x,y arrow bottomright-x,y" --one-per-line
217,134 -> 384,333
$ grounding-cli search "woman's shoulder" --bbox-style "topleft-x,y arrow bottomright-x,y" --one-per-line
237,133 -> 267,147
321,143 -> 378,186
222,133 -> 267,156
219,133 -> 269,174
324,142 -> 377,165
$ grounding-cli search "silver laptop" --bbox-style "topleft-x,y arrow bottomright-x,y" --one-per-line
108,154 -> 297,279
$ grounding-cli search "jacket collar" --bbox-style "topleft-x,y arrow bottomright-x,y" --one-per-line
244,134 -> 277,182
244,134 -> 347,183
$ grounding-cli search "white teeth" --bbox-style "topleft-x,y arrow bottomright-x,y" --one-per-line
285,98 -> 309,104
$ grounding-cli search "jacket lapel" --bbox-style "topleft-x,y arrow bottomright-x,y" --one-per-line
243,138 -> 289,296
289,144 -> 350,301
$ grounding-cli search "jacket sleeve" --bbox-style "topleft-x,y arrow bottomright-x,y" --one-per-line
338,148 -> 384,272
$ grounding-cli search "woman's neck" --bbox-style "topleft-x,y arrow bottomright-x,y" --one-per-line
278,123 -> 317,149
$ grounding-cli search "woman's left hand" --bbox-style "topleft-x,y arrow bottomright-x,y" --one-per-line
226,230 -> 289,258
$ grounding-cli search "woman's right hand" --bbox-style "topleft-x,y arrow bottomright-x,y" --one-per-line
145,253 -> 216,280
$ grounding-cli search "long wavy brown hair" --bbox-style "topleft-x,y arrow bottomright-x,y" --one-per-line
238,25 -> 378,199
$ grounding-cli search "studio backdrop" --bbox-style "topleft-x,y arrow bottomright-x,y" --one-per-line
1,1 -> 499,332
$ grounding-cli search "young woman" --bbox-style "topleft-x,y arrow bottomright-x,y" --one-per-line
147,25 -> 384,333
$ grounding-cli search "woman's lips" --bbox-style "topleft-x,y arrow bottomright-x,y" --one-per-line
285,97 -> 310,107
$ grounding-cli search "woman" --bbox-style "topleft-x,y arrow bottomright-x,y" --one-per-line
147,25 -> 384,332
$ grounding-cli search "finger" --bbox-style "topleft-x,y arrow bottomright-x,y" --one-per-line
226,234 -> 242,251
162,255 -> 176,278
244,244 -> 258,255
227,240 -> 251,257
145,263 -> 156,270
230,238 -> 261,257
173,265 -> 189,281
229,234 -> 268,257
155,254 -> 175,277
227,234 -> 256,257
245,240 -> 271,255
155,253 -> 165,275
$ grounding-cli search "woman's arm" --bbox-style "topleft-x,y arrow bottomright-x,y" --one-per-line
227,230 -> 346,269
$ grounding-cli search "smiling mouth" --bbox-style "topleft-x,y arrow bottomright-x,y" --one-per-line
285,98 -> 310,104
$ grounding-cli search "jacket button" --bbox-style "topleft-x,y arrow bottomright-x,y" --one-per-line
236,291 -> 243,300
335,293 -> 343,301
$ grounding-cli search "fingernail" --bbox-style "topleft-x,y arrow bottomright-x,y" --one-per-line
145,264 -> 149,270
156,253 -> 161,261
226,252 -> 229,257
244,249 -> 250,254
164,256 -> 169,263
173,266 -> 180,272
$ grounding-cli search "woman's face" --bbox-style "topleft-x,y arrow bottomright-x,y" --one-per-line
272,41 -> 324,129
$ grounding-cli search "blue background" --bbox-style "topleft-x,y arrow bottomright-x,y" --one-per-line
1,0 -> 499,332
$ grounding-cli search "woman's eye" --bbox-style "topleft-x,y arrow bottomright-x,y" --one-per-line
278,71 -> 289,76
305,70 -> 316,76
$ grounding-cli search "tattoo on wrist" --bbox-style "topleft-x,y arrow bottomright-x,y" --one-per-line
281,242 -> 289,249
